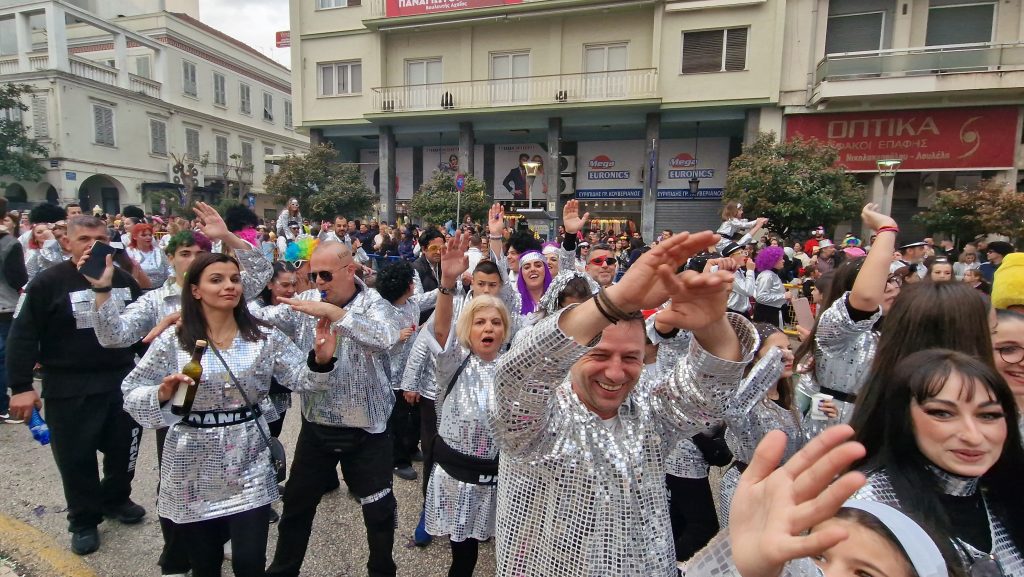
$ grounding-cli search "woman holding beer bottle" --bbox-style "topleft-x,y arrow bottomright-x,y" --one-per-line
122,253 -> 338,577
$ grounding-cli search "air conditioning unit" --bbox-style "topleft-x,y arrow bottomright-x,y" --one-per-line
559,176 -> 575,197
555,90 -> 569,103
559,155 -> 576,175
169,161 -> 204,186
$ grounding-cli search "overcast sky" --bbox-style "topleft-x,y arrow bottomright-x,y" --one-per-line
199,0 -> 292,68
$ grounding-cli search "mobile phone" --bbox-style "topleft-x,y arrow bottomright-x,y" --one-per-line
79,241 -> 118,280
793,297 -> 815,329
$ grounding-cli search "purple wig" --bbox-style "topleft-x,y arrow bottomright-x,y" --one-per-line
516,250 -> 552,315
755,246 -> 785,273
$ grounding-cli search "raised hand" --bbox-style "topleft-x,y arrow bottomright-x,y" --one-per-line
650,267 -> 734,333
487,203 -> 505,239
280,297 -> 345,322
861,203 -> 896,232
562,199 -> 590,236
605,230 -> 719,313
78,243 -> 114,288
193,202 -> 230,242
729,425 -> 866,577
314,317 -> 338,365
439,230 -> 471,288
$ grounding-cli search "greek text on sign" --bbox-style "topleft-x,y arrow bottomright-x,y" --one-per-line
784,106 -> 1018,171
385,0 -> 522,17
587,155 -> 630,180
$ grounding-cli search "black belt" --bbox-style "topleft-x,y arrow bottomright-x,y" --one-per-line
182,408 -> 258,428
433,434 -> 498,486
819,386 -> 858,404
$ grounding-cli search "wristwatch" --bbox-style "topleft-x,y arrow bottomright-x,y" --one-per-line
438,285 -> 455,295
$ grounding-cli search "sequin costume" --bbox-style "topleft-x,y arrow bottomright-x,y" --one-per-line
424,333 -> 501,542
492,310 -> 757,577
384,287 -> 437,389
252,277 -> 401,432
853,469 -> 1023,575
808,292 -> 880,434
717,348 -> 805,527
683,535 -> 821,577
121,327 -> 331,524
25,239 -> 65,281
125,246 -> 172,288
715,218 -> 758,252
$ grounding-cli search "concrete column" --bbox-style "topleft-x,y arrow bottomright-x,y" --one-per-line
114,33 -> 130,89
458,122 -> 475,177
152,48 -> 165,98
641,112 -> 660,243
547,117 -> 562,216
44,5 -> 69,73
379,126 -> 397,224
308,128 -> 324,148
15,11 -> 32,72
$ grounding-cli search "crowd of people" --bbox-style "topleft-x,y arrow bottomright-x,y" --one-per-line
0,193 -> 1021,577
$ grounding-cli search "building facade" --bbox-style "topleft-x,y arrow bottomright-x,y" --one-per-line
780,0 -> 1024,240
291,0 -> 790,239
0,0 -> 308,220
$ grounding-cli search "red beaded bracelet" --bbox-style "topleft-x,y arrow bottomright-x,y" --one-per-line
876,226 -> 899,234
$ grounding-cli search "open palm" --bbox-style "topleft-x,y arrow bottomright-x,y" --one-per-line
608,230 -> 718,312
439,230 -> 471,286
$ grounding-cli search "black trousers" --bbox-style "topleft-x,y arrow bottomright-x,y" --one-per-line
419,398 -> 437,498
448,538 -> 479,577
666,474 -> 719,562
179,505 -> 270,577
267,419 -> 397,577
268,412 -> 286,438
45,390 -> 141,532
155,427 -> 191,574
388,391 -> 420,469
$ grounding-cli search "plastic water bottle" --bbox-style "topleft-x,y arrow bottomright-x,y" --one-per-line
27,408 -> 50,445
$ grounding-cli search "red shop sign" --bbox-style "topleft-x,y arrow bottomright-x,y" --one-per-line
784,107 -> 1019,171
385,0 -> 522,17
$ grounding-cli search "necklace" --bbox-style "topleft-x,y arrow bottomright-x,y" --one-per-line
207,328 -> 237,349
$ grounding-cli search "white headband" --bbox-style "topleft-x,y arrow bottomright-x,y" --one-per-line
841,500 -> 948,577
518,251 -> 545,269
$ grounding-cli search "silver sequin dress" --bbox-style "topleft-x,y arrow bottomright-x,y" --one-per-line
683,534 -> 822,577
121,327 -> 330,524
853,469 -> 1024,576
717,348 -> 805,527
425,333 -> 501,542
252,278 -> 401,432
126,246 -> 172,288
492,310 -> 757,577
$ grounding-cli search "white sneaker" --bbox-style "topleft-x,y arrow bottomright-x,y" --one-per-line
223,541 -> 232,561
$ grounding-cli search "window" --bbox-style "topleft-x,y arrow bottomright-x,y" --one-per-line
264,146 -> 275,175
318,0 -> 359,8
681,28 -> 748,74
584,43 -> 628,98
213,73 -> 227,106
135,56 -> 151,79
318,61 -> 362,96
182,61 -> 197,96
149,119 -> 167,155
92,103 -> 115,146
284,100 -> 293,128
241,140 -> 253,167
490,52 -> 529,104
826,12 -> 885,54
240,83 -> 252,114
215,135 -> 228,171
263,92 -> 274,122
185,127 -> 200,160
1,104 -> 22,123
926,2 -> 995,46
404,58 -> 442,109
31,95 -> 48,139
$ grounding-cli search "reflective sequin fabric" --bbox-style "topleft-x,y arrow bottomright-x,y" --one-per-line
853,470 -> 1023,576
810,292 -> 880,429
253,278 -> 401,432
684,535 -> 823,577
425,335 -> 501,542
121,326 -> 329,524
25,240 -> 65,281
126,246 -> 172,288
492,310 -> 756,577
92,247 -> 272,348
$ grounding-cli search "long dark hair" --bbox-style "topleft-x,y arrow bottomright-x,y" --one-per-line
178,252 -> 268,350
258,260 -> 297,307
850,349 -> 1024,569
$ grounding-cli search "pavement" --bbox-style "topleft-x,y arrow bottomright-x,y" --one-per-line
0,396 -> 495,576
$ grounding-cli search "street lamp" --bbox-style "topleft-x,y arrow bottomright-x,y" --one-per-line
523,160 -> 541,210
877,159 -> 901,216
689,121 -> 701,197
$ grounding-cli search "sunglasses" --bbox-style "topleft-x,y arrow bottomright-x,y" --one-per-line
308,265 -> 350,282
589,257 -> 616,266
886,274 -> 905,288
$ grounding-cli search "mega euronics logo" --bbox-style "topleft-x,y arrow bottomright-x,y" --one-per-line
587,154 -> 630,180
670,153 -> 698,168
668,152 -> 715,179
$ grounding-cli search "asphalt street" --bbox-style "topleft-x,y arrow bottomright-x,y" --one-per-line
0,395 -> 494,577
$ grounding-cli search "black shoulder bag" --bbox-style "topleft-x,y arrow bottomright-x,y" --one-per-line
207,342 -> 288,483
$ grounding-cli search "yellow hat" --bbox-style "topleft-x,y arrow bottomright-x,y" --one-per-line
992,252 -> 1024,310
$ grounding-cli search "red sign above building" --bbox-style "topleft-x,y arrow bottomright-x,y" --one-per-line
385,0 -> 522,18
784,106 -> 1019,172
275,31 -> 290,48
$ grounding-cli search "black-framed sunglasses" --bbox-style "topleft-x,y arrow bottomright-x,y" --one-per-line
309,270 -> 336,282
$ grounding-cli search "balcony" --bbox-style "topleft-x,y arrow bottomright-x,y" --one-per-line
0,51 -> 162,99
812,42 -> 1024,103
371,68 -> 658,114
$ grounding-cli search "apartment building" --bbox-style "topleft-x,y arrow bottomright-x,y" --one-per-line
780,0 -> 1024,239
0,0 -> 308,219
290,0 -> 789,239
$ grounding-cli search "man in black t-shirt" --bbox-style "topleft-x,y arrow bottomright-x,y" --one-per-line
7,216 -> 145,556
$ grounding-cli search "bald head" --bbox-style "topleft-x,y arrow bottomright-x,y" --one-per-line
314,240 -> 352,261
310,241 -> 357,303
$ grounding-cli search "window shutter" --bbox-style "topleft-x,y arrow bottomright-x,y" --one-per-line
682,30 -> 724,73
351,63 -> 362,93
724,28 -> 747,71
150,119 -> 167,155
32,95 -> 48,138
349,0 -> 360,5
925,5 -> 994,46
825,13 -> 884,54
136,56 -> 151,78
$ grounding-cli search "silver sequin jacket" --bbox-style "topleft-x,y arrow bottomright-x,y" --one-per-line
491,309 -> 757,577
811,292 -> 880,429
121,326 -> 330,524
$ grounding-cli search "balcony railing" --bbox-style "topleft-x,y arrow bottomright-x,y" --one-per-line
371,68 -> 658,113
815,42 -> 1024,85
0,52 -> 162,98
129,73 -> 161,98
0,52 -> 49,75
70,56 -> 117,85
206,163 -> 253,183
